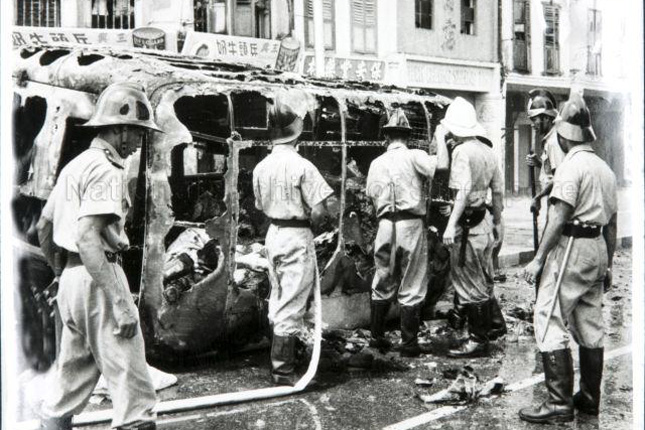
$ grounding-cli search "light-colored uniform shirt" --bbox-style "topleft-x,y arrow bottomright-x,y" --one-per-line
366,142 -> 437,218
253,145 -> 334,220
42,138 -> 130,253
539,127 -> 566,187
449,138 -> 503,235
549,144 -> 618,226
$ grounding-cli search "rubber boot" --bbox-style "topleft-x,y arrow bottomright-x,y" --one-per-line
447,301 -> 490,358
488,296 -> 507,340
40,417 -> 72,430
519,349 -> 575,424
398,305 -> 422,357
271,335 -> 297,386
369,300 -> 392,350
447,293 -> 466,330
574,347 -> 604,415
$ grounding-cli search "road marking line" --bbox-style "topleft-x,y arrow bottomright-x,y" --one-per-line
383,344 -> 632,430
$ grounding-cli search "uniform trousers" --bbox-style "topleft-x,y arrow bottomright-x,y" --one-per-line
42,263 -> 156,428
449,229 -> 495,305
534,235 -> 607,352
371,218 -> 428,307
265,224 -> 317,336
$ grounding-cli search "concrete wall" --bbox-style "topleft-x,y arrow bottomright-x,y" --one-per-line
397,0 -> 497,62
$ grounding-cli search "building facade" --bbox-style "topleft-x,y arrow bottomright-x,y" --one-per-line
13,0 -> 630,194
500,0 -> 629,195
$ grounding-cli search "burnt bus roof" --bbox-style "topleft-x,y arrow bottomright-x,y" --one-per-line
13,44 -> 451,106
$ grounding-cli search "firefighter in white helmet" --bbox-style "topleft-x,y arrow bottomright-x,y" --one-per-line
37,82 -> 161,430
519,92 -> 617,424
440,97 -> 505,359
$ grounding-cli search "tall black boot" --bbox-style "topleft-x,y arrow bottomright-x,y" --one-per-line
488,296 -> 507,340
369,300 -> 392,350
271,335 -> 296,386
519,349 -> 574,424
398,305 -> 422,357
447,300 -> 491,358
574,347 -> 604,415
447,293 -> 466,330
41,417 -> 72,430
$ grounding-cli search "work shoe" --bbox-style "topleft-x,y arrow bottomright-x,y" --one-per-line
271,335 -> 297,386
488,296 -> 507,340
398,305 -> 430,358
447,301 -> 490,358
41,417 -> 72,430
519,349 -> 575,424
369,300 -> 392,350
573,346 -> 604,416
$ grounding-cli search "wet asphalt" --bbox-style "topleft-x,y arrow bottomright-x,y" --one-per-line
72,249 -> 636,430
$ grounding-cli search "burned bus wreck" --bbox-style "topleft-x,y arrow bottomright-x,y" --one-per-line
12,45 -> 451,364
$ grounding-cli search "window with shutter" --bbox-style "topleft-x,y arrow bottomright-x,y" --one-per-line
513,0 -> 530,72
91,0 -> 135,29
461,0 -> 475,35
587,9 -> 602,76
15,0 -> 61,27
351,0 -> 377,54
543,4 -> 560,74
305,0 -> 335,50
415,0 -> 433,30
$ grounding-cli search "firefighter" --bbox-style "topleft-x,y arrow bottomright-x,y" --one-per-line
440,97 -> 504,358
253,90 -> 337,386
519,92 -> 617,424
36,83 -> 161,430
365,108 -> 449,357
525,89 -> 565,215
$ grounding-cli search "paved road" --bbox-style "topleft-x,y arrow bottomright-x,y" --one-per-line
17,249 -> 635,430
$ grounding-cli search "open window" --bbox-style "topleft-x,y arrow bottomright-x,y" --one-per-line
163,94 -> 231,303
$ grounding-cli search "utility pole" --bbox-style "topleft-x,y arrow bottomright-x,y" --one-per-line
312,0 -> 325,77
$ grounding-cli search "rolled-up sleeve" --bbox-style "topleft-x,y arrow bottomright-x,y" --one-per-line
78,165 -> 124,220
411,150 -> 437,180
301,160 -> 334,209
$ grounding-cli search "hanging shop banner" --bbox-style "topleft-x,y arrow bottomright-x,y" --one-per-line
274,36 -> 301,72
181,31 -> 281,69
302,55 -> 386,82
12,26 -> 133,49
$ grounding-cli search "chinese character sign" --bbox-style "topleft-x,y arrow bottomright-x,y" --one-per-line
12,26 -> 133,49
182,31 -> 281,69
302,55 -> 386,82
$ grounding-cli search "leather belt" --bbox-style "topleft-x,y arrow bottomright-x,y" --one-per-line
270,218 -> 312,229
379,211 -> 424,222
563,223 -> 602,238
65,251 -> 121,269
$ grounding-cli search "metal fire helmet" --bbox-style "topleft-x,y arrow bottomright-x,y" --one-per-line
554,91 -> 596,143
527,88 -> 559,119
82,82 -> 163,132
268,95 -> 304,145
382,108 -> 412,133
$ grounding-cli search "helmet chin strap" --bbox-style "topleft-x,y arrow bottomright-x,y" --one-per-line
118,126 -> 129,158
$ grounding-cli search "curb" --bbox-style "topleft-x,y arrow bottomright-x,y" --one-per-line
498,235 -> 632,269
